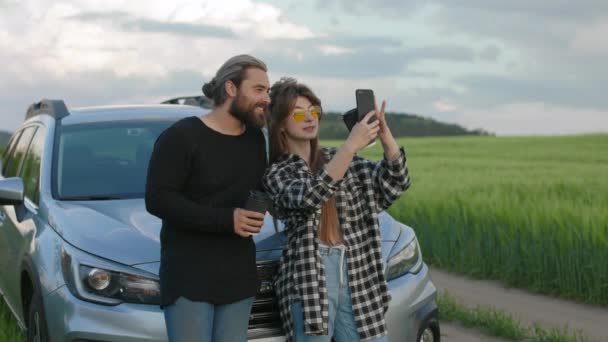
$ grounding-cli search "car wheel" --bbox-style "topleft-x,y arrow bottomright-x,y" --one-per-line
27,291 -> 49,342
418,326 -> 435,342
417,317 -> 440,342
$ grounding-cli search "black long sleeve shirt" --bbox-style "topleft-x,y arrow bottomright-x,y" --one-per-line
145,116 -> 266,307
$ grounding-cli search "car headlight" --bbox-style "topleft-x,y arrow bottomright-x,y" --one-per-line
61,245 -> 160,305
386,237 -> 422,281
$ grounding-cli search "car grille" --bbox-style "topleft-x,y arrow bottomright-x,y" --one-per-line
248,260 -> 283,339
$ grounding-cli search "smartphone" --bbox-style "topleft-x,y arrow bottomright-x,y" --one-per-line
245,190 -> 269,214
244,190 -> 269,236
342,108 -> 358,132
356,89 -> 376,124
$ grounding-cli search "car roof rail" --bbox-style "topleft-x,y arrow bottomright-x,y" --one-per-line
161,95 -> 213,109
26,99 -> 70,121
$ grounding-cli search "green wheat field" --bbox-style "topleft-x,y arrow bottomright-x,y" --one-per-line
333,134 -> 608,306
1,134 -> 607,339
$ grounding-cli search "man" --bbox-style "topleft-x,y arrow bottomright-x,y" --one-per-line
145,55 -> 270,341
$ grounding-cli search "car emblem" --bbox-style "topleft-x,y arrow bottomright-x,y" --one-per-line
259,280 -> 274,293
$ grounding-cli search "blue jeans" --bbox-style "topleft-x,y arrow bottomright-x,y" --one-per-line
291,245 -> 388,342
163,296 -> 254,342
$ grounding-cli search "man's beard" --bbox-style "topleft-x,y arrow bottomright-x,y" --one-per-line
229,93 -> 267,128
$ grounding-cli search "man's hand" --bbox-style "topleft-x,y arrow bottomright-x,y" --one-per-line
233,208 -> 265,237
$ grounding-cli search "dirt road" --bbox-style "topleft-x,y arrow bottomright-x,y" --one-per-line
430,268 -> 608,341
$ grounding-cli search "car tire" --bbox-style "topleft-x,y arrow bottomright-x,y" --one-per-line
26,290 -> 49,342
417,317 -> 440,342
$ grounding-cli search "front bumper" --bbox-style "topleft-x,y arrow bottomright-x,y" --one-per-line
43,263 -> 438,342
44,286 -> 285,342
45,285 -> 167,342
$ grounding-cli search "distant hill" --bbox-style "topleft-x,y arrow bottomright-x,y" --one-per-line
0,130 -> 11,149
318,112 -> 492,139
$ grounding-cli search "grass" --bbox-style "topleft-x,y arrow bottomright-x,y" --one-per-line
325,134 -> 608,305
0,299 -> 23,342
438,291 -> 591,341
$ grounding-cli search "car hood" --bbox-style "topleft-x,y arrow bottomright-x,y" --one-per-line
47,199 -> 405,267
48,199 -> 162,265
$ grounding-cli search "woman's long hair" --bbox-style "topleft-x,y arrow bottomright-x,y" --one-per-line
268,77 -> 340,243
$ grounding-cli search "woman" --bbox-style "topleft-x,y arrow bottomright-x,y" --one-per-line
263,78 -> 411,342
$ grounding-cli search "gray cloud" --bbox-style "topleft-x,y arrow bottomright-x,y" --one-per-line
269,34 -> 402,49
262,49 -> 408,78
424,5 -> 608,111
261,43 -> 474,79
67,11 -> 236,39
479,45 -> 501,62
431,6 -> 575,51
319,1 -> 608,50
456,73 -> 608,110
67,11 -> 130,22
321,0 -> 608,21
321,34 -> 403,48
3,1 -> 606,136
0,0 -> 18,7
409,45 -> 475,61
251,22 -> 479,79
258,35 -> 475,78
309,0 -> 608,112
316,0 -> 425,18
405,70 -> 439,78
433,1 -> 608,20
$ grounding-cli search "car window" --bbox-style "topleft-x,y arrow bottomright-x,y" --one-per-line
20,127 -> 46,205
4,127 -> 36,178
54,120 -> 175,200
1,130 -> 23,176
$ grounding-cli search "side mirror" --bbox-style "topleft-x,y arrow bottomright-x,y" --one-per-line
0,177 -> 25,206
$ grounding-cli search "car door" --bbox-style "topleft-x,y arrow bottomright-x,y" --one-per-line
5,124 -> 46,302
0,126 -> 36,311
0,130 -> 23,296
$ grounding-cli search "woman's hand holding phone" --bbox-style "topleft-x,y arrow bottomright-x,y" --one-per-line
345,111 -> 380,152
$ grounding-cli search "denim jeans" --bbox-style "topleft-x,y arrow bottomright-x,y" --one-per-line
163,296 -> 254,342
291,244 -> 388,342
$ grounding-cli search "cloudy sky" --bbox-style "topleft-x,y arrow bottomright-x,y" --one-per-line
1,0 -> 607,135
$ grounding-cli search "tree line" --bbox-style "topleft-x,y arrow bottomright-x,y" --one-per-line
318,112 -> 492,140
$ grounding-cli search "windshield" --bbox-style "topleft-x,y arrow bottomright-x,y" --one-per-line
53,120 -> 176,200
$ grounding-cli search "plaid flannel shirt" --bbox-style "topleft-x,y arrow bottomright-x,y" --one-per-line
262,146 -> 410,342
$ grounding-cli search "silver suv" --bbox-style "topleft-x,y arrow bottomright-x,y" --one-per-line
0,98 -> 440,342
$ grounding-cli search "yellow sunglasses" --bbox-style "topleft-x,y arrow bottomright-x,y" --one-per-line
292,105 -> 322,122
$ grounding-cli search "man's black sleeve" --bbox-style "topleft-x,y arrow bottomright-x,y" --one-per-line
144,126 -> 234,234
